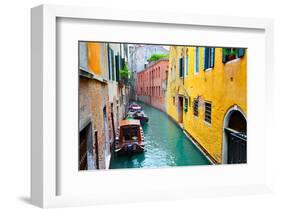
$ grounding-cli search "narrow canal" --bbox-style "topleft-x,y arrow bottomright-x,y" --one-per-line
110,102 -> 211,169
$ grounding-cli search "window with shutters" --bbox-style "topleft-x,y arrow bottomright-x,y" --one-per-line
108,47 -> 115,81
115,54 -> 120,82
204,47 -> 215,70
121,58 -> 125,69
222,48 -> 245,63
185,55 -> 189,76
179,57 -> 184,78
79,42 -> 88,71
194,47 -> 199,74
184,98 -> 188,112
204,102 -> 212,124
193,98 -> 199,117
185,48 -> 189,76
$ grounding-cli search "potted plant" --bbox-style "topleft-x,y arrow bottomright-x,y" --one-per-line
119,64 -> 131,85
224,48 -> 237,61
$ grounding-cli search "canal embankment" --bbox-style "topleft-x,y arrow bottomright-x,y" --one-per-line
134,100 -> 216,165
110,102 -> 211,169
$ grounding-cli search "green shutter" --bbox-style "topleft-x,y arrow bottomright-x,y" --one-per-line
222,48 -> 227,63
186,56 -> 188,76
115,55 -> 120,82
121,58 -> 125,69
179,58 -> 183,77
181,58 -> 184,77
107,47 -> 112,80
210,48 -> 215,68
111,50 -> 114,80
204,48 -> 209,70
238,48 -> 245,58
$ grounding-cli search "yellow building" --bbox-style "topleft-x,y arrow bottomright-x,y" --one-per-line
166,46 -> 247,164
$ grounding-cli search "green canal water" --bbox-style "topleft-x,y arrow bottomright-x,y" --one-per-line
110,102 -> 211,169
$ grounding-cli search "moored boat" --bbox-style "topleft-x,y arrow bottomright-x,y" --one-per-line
115,119 -> 145,155
127,111 -> 149,125
127,103 -> 149,125
128,103 -> 143,112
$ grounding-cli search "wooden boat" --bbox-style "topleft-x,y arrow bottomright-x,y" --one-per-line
115,119 -> 145,155
127,110 -> 149,125
128,103 -> 143,112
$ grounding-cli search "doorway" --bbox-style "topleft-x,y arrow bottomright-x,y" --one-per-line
103,106 -> 110,168
222,106 -> 247,164
79,122 -> 93,170
178,96 -> 183,124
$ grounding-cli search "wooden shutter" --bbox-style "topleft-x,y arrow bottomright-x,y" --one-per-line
204,48 -> 209,70
238,48 -> 245,57
182,58 -> 184,77
222,48 -> 227,63
111,50 -> 114,81
179,58 -> 183,77
196,48 -> 199,73
107,46 -> 111,80
186,56 -> 188,76
210,48 -> 215,68
121,58 -> 125,69
115,55 -> 120,82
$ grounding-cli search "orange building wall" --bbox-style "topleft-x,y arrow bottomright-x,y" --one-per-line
87,43 -> 102,76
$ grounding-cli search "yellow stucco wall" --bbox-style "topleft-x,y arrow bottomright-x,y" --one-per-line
166,46 -> 247,163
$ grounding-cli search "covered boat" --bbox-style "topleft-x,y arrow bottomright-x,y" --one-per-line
115,119 -> 145,155
127,110 -> 149,125
128,103 -> 143,112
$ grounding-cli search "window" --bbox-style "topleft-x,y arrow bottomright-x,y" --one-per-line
194,47 -> 199,74
222,48 -> 245,63
109,48 -> 115,81
184,98 -> 188,112
79,42 -> 88,71
204,47 -> 215,70
173,96 -> 175,105
193,99 -> 199,116
107,47 -> 112,80
179,57 -> 184,77
204,102 -> 212,124
185,55 -> 189,76
121,57 -> 125,69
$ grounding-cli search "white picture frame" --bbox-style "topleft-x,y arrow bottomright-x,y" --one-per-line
31,4 -> 274,208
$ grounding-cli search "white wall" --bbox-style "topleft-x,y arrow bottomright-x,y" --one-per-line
0,0 -> 280,212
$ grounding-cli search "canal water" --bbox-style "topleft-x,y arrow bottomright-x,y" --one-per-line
110,102 -> 211,169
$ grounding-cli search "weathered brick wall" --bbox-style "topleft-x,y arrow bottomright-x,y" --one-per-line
79,78 -> 91,127
88,80 -> 110,169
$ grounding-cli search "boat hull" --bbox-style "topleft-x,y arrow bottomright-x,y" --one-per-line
135,116 -> 149,125
115,142 -> 145,155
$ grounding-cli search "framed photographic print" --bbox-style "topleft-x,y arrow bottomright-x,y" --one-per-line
31,4 -> 274,208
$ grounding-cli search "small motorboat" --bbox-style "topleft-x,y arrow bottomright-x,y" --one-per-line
115,119 -> 145,155
128,103 -> 143,112
127,110 -> 149,125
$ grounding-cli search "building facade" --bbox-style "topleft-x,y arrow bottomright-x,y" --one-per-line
166,46 -> 247,164
136,59 -> 169,112
128,44 -> 168,73
79,42 -> 129,170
